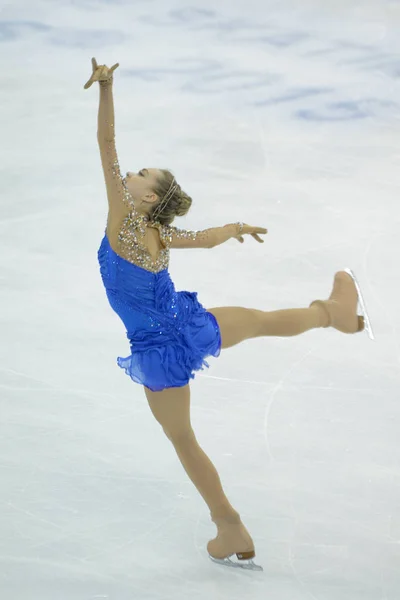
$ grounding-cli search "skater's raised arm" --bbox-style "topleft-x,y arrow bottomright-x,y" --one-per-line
84,58 -> 134,217
97,79 -> 135,217
166,223 -> 267,249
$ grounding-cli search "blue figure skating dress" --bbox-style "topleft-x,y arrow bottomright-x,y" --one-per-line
98,214 -> 221,392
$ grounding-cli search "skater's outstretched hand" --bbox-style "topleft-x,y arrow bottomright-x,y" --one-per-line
235,224 -> 268,244
84,57 -> 119,89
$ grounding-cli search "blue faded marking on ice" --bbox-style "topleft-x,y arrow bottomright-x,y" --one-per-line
253,32 -> 310,47
0,19 -> 124,48
49,28 -> 124,48
169,8 -> 217,22
184,72 -> 279,94
0,20 -> 50,42
297,98 -> 399,121
124,59 -> 222,83
254,87 -> 332,107
297,102 -> 369,121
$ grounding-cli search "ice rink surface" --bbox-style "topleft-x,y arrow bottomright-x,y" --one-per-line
1,0 -> 400,598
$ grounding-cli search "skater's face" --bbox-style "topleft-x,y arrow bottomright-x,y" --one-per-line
123,169 -> 163,211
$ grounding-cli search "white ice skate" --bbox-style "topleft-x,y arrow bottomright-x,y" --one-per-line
209,551 -> 264,571
344,268 -> 375,340
311,269 -> 375,340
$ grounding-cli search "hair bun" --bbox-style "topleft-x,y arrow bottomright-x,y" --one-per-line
151,170 -> 193,225
175,191 -> 192,217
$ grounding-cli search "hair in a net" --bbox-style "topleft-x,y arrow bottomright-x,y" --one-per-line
149,169 -> 192,226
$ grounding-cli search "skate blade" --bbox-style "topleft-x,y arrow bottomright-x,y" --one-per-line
209,555 -> 264,571
344,268 -> 375,341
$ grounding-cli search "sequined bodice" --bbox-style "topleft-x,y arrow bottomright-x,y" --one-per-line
114,211 -> 198,273
98,132 -> 202,273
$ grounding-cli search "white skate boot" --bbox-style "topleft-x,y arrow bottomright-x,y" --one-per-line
310,269 -> 374,340
207,516 -> 263,572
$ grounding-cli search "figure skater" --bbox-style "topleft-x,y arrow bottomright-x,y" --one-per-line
84,58 -> 373,571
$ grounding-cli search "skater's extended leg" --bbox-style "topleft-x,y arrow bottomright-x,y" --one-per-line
208,305 -> 328,349
208,271 -> 365,349
144,384 -> 254,557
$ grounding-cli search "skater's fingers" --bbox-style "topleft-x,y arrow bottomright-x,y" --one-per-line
110,62 -> 119,73
236,236 -> 244,243
243,225 -> 267,236
251,234 -> 264,243
84,69 -> 103,88
92,66 -> 110,83
84,58 -> 100,88
83,77 -> 95,89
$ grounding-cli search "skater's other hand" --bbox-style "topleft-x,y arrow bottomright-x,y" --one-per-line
84,57 -> 119,89
235,224 -> 268,244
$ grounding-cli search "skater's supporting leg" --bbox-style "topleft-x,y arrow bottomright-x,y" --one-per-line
144,384 -> 254,559
144,384 -> 239,521
208,305 -> 328,349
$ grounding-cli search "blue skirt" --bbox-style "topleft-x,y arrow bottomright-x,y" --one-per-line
117,304 -> 221,391
98,234 -> 221,392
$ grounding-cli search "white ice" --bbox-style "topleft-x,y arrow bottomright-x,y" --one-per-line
1,1 -> 400,599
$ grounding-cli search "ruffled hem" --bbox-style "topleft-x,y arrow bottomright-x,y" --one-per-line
117,311 -> 221,392
116,351 -> 212,392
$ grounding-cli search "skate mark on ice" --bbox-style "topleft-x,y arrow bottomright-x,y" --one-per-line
288,545 -> 322,600
0,366 -> 133,404
4,501 -> 63,531
201,374 -> 273,386
263,348 -> 315,462
363,231 -> 400,364
79,507 -> 178,563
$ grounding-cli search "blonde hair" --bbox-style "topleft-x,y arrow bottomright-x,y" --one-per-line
149,169 -> 192,226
